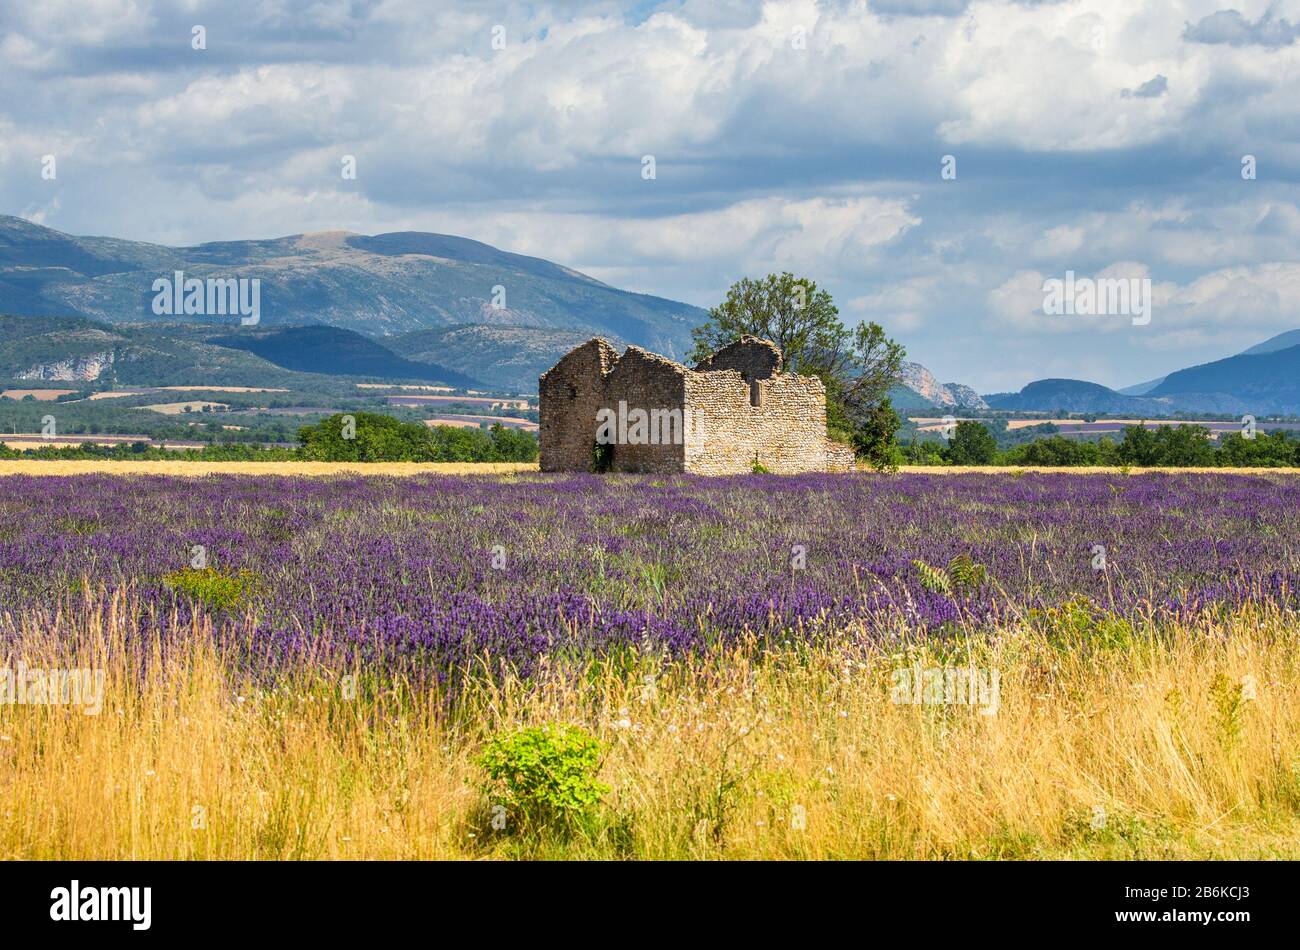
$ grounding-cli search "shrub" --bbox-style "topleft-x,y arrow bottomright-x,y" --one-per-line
478,724 -> 608,830
1209,672 -> 1248,752
298,412 -> 432,462
298,412 -> 538,463
162,567 -> 251,612
1033,597 -> 1134,651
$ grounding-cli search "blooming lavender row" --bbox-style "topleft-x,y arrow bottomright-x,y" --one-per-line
1,472 -> 1297,679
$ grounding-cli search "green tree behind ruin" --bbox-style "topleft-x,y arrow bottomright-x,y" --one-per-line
690,272 -> 905,466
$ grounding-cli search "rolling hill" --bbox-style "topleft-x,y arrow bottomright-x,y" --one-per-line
207,325 -> 480,388
1146,343 -> 1300,415
0,314 -> 298,387
0,215 -> 700,355
391,324 -> 624,393
0,314 -> 478,389
1117,376 -> 1165,396
984,379 -> 1168,415
985,377 -> 1262,416
997,327 -> 1300,416
1241,328 -> 1300,356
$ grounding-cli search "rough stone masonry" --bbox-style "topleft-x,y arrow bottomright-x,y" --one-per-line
539,336 -> 857,475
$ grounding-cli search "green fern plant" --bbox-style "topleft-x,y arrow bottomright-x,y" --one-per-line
946,554 -> 988,594
912,559 -> 952,596
913,555 -> 990,596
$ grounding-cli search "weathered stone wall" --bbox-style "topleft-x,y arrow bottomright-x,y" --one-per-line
825,440 -> 857,472
539,335 -> 855,475
684,370 -> 840,475
693,335 -> 782,381
601,347 -> 688,473
538,338 -> 618,472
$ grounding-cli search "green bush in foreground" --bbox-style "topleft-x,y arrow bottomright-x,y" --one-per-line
478,724 -> 608,830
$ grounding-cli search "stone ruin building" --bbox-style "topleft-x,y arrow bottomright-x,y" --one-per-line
538,335 -> 857,475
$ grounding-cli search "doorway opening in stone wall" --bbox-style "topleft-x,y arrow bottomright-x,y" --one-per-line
592,439 -> 614,473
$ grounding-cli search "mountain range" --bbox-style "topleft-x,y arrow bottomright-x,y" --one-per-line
988,329 -> 1300,417
0,215 -> 978,397
0,214 -> 698,366
0,313 -> 305,388
4,215 -> 1296,413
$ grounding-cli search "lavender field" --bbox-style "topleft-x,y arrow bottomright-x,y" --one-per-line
3,470 -> 1300,860
3,470 -> 1298,674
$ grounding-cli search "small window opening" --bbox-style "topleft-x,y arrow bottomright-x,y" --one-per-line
749,379 -> 762,407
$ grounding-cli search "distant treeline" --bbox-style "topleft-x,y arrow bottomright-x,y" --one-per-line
10,415 -> 1296,469
904,421 -> 1300,467
298,413 -> 537,462
0,413 -> 538,463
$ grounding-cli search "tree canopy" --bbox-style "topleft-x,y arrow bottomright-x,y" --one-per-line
298,412 -> 537,462
691,272 -> 905,466
945,421 -> 998,465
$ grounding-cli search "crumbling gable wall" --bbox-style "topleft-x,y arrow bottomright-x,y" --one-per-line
602,346 -> 687,473
693,335 -> 782,381
538,338 -> 619,472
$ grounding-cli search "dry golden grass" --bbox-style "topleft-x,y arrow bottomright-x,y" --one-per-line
140,401 -> 232,414
1,596 -> 1297,860
0,460 -> 538,477
422,418 -> 486,429
155,386 -> 289,393
0,389 -> 77,401
356,383 -> 454,392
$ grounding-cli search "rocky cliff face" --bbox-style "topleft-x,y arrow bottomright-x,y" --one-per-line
899,361 -> 988,409
17,350 -> 115,381
944,383 -> 986,409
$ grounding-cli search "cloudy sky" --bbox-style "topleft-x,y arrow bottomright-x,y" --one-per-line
3,0 -> 1299,392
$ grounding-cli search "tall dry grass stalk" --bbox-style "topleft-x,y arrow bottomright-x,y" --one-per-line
1,594 -> 1297,859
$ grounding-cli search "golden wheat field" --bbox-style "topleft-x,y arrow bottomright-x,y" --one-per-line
1,593 -> 1297,860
